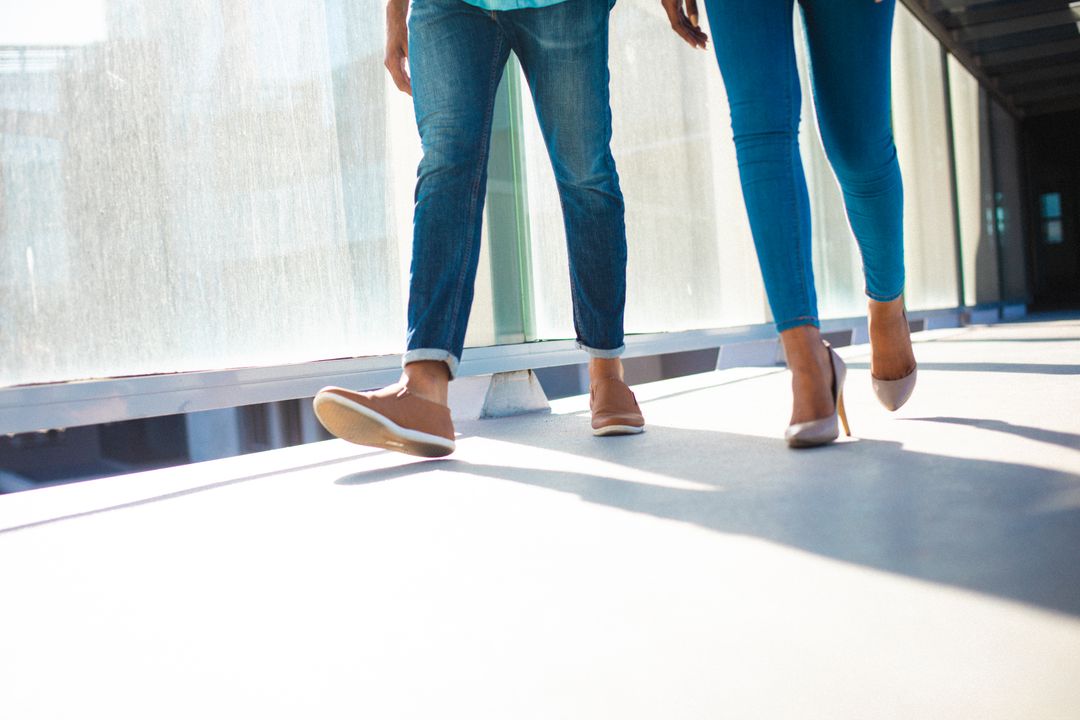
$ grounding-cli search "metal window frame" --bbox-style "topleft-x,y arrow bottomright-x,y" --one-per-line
1,308 -> 974,435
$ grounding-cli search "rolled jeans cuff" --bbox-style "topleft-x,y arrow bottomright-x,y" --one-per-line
403,348 -> 460,380
866,286 -> 904,303
577,342 -> 625,359
774,316 -> 820,333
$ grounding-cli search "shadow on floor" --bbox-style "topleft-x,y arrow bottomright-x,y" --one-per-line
909,416 -> 1080,451
336,415 -> 1080,618
846,361 -> 1080,375
939,337 -> 1080,343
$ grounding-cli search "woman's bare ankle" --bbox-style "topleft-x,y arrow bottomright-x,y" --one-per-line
868,297 -> 916,380
780,325 -> 834,424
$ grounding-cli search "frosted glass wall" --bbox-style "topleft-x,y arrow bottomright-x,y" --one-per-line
948,55 -> 1000,306
0,0 -> 499,387
525,3 -> 970,346
891,6 -> 959,310
2,1 -> 1013,389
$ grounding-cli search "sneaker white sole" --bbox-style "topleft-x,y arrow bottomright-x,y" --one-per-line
313,392 -> 456,458
592,424 -> 645,437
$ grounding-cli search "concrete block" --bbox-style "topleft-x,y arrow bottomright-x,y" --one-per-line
449,370 -> 551,421
716,339 -> 781,370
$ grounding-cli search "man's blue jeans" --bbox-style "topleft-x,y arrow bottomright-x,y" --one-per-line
704,0 -> 905,331
404,0 -> 626,377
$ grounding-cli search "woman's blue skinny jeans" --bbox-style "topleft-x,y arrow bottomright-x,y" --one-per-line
704,0 -> 905,331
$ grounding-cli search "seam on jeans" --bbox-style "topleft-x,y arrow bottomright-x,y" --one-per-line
601,4 -> 626,352
788,6 -> 814,329
443,31 -> 506,355
574,2 -> 624,353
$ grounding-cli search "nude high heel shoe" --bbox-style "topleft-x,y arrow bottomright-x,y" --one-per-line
872,367 -> 917,411
871,310 -> 917,411
785,342 -> 851,448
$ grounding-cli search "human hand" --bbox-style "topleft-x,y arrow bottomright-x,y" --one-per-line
384,0 -> 411,95
660,0 -> 708,49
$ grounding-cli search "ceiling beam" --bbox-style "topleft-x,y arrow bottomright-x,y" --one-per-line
1013,80 -> 1080,104
980,37 -> 1080,69
997,60 -> 1080,90
899,0 -> 1022,116
943,0 -> 1070,29
1022,93 -> 1080,116
932,0 -> 1003,12
956,9 -> 1080,42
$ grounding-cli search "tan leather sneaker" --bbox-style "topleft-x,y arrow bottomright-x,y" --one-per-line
589,376 -> 645,436
313,385 -> 455,457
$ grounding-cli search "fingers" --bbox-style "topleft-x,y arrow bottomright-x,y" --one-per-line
661,0 -> 708,49
674,16 -> 709,48
384,43 -> 412,96
685,0 -> 699,28
684,17 -> 708,47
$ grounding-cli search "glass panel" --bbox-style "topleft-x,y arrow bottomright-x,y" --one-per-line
1044,219 -> 1064,245
890,6 -> 959,311
0,0 -> 503,387
1040,192 -> 1062,220
947,54 -> 999,306
989,101 -> 1027,301
522,5 -> 766,343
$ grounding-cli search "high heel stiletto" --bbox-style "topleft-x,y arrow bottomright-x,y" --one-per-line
871,309 -> 917,411
785,342 -> 851,448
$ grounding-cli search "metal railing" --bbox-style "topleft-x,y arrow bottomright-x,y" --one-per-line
0,305 -> 1002,436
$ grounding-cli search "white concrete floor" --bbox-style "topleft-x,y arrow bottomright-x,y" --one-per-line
2,315 -> 1079,719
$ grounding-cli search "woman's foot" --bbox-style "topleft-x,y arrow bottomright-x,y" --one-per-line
868,297 -> 916,381
780,327 -> 850,447
781,325 -> 835,426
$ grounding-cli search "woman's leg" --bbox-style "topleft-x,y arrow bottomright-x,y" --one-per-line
703,0 -> 835,424
801,0 -> 914,381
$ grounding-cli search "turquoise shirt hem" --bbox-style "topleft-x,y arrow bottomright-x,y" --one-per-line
460,0 -> 570,11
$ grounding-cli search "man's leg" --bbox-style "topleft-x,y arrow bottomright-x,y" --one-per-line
405,0 -> 512,384
314,0 -> 510,456
506,0 -> 642,435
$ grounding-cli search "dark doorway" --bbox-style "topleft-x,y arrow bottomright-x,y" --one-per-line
1025,110 -> 1080,309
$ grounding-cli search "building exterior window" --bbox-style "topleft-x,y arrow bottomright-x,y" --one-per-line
1040,192 -> 1064,245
